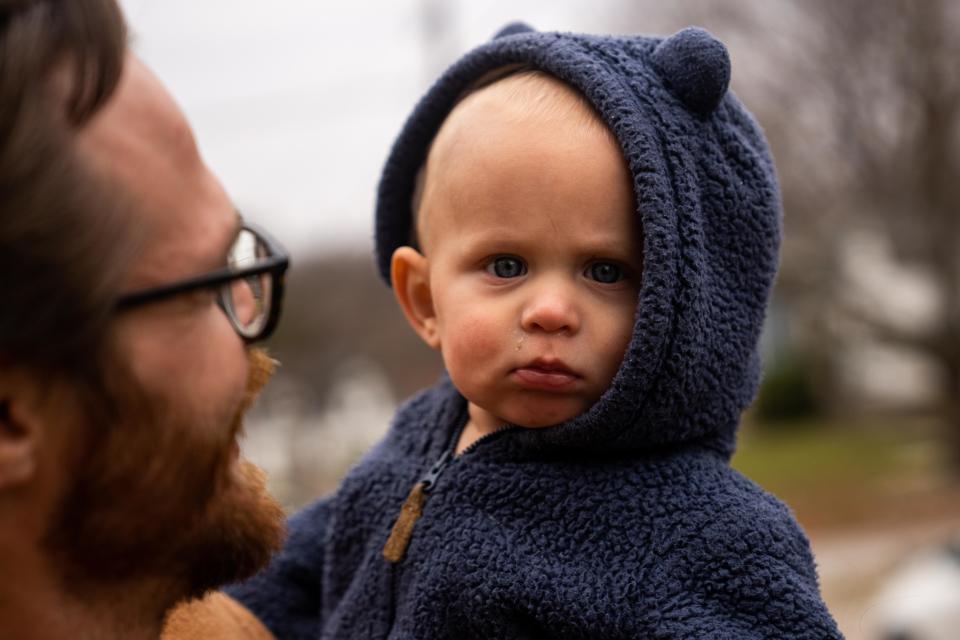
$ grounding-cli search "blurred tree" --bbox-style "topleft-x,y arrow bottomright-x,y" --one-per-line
755,353 -> 819,424
614,0 -> 960,468
767,0 -> 957,469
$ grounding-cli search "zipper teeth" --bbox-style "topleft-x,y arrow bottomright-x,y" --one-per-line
420,424 -> 521,494
456,425 -> 521,457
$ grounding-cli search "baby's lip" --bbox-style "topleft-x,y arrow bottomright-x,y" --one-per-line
519,357 -> 579,376
511,358 -> 581,391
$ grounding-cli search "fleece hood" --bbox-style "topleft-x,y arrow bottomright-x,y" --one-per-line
374,23 -> 781,460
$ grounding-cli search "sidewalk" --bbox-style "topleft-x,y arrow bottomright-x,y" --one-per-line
811,515 -> 960,640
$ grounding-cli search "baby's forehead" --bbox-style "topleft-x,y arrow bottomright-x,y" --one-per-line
412,71 -> 638,258
413,70 -> 618,245
437,70 -> 608,148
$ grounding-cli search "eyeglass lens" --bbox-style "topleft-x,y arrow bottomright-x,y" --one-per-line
221,229 -> 273,338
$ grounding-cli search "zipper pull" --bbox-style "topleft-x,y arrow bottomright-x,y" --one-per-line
382,449 -> 452,563
421,449 -> 452,492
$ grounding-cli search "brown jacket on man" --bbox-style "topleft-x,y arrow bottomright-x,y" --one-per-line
162,593 -> 273,640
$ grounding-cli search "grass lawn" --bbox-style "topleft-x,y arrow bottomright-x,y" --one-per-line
730,416 -> 958,531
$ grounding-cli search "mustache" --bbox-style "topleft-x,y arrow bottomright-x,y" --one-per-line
241,347 -> 278,414
226,347 -> 278,446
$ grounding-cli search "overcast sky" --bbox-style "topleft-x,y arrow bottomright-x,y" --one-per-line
117,0 -> 642,256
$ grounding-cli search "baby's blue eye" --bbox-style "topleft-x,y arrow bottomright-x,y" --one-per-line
586,261 -> 624,284
487,256 -> 526,279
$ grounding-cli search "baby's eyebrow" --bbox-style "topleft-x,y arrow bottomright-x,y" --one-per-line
461,232 -> 638,262
569,237 -> 639,260
455,230 -> 527,249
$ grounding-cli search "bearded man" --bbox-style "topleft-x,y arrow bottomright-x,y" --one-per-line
0,1 -> 290,638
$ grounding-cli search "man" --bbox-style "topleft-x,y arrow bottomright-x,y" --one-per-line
0,1 -> 289,638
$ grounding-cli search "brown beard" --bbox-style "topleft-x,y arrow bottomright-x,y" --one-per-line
45,347 -> 286,602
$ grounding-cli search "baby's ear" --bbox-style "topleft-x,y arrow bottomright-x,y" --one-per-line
391,247 -> 440,349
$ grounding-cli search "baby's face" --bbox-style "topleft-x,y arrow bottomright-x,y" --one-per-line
417,85 -> 642,431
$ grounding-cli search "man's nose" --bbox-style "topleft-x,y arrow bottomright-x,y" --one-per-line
519,283 -> 580,334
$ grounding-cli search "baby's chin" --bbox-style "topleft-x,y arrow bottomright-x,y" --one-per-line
510,416 -> 572,429
466,390 -> 597,433
488,405 -> 590,430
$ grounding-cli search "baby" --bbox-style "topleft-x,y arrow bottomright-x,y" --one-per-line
229,24 -> 844,639
389,66 -> 642,459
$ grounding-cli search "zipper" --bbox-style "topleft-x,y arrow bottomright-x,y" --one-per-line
457,425 -> 519,457
382,422 -> 519,563
421,448 -> 453,492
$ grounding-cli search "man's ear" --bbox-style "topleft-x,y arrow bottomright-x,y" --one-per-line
0,374 -> 42,489
391,246 -> 441,349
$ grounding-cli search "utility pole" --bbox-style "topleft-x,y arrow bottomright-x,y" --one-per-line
419,0 -> 459,86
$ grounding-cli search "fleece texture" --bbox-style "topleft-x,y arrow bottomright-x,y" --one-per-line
229,23 -> 844,639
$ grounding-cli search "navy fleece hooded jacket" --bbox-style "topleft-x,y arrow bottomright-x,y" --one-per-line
229,24 -> 844,639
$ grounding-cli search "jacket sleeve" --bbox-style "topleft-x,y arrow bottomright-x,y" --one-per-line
225,497 -> 331,640
657,508 -> 845,640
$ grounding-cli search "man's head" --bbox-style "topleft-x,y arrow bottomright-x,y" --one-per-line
392,71 -> 642,436
0,0 -> 285,622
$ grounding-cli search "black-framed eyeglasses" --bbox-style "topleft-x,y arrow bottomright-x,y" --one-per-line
115,222 -> 289,343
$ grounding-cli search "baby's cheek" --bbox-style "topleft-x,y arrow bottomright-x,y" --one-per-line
443,312 -> 503,371
597,319 -> 634,379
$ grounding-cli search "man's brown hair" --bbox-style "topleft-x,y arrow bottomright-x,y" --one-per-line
0,0 -> 129,378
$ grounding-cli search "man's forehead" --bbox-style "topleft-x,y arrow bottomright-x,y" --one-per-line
74,53 -> 239,288
76,54 -> 199,183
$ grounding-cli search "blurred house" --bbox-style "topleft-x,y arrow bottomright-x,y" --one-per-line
834,227 -> 942,412
244,355 -> 398,509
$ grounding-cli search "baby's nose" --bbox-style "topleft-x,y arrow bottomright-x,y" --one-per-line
519,287 -> 580,334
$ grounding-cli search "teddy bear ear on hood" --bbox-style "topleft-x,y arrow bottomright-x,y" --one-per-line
651,26 -> 731,116
492,21 -> 536,39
